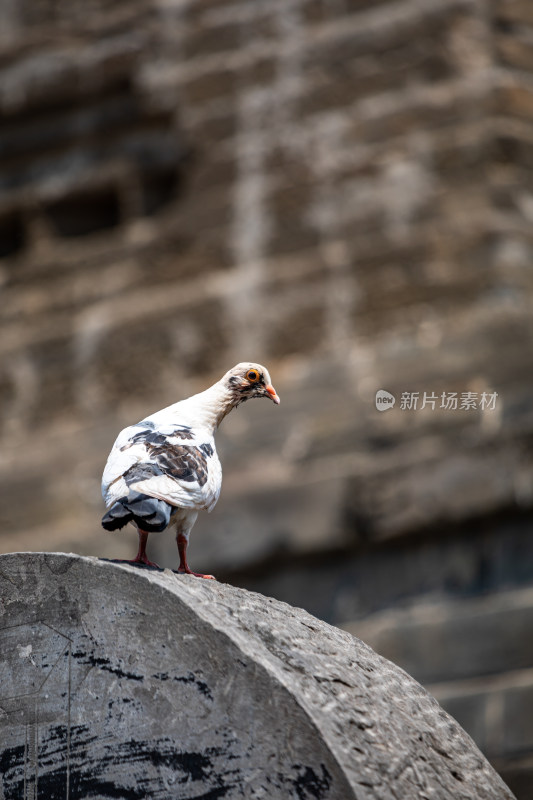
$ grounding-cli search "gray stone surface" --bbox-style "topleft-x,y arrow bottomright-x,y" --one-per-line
0,552 -> 514,800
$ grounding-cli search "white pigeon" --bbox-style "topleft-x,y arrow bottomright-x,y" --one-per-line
101,362 -> 280,579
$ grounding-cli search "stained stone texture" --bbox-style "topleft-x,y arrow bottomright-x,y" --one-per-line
0,552 -> 514,800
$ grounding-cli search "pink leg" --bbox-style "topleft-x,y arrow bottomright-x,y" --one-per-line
127,530 -> 160,568
177,533 -> 215,580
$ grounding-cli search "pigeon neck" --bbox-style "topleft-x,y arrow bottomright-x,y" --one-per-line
177,380 -> 237,433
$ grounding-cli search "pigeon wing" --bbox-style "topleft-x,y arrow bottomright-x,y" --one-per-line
102,422 -> 221,512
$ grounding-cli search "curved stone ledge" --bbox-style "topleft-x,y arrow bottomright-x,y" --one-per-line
0,552 -> 514,799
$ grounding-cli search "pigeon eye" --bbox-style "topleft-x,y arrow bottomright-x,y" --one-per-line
246,369 -> 260,383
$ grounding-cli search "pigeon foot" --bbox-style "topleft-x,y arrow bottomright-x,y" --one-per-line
128,555 -> 161,568
177,567 -> 216,580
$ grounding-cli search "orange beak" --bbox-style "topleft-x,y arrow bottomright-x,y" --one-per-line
265,384 -> 280,405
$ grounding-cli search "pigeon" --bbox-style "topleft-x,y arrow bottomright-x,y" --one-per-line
101,362 -> 280,579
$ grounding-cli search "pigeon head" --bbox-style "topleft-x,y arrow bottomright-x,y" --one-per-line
225,362 -> 280,406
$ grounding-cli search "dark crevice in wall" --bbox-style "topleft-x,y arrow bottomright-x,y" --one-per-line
44,187 -> 121,237
0,211 -> 26,258
140,167 -> 181,216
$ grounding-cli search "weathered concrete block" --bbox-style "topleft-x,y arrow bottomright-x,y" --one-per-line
0,552 -> 514,799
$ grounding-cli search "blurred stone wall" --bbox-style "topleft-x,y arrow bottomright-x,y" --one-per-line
0,0 -> 532,794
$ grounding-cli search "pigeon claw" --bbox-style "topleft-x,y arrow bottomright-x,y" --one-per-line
129,555 -> 161,568
177,567 -> 216,580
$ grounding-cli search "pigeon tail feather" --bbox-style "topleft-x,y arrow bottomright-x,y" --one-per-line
102,492 -> 172,533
